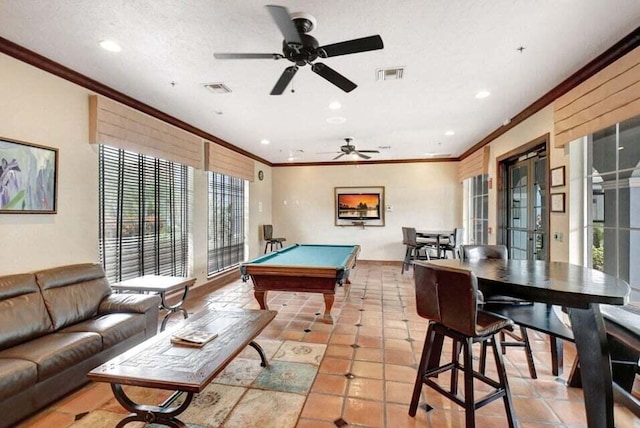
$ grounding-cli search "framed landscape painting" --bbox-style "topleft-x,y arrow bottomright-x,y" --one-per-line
0,137 -> 58,213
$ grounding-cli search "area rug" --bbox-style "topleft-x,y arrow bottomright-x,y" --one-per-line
70,340 -> 325,428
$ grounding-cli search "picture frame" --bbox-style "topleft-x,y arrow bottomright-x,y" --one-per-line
0,137 -> 58,213
335,186 -> 385,227
550,192 -> 565,213
550,166 -> 565,187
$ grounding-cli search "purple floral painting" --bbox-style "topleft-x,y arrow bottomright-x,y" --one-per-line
0,138 -> 57,213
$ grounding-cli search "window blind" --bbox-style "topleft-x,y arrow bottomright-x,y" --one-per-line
207,172 -> 245,275
99,145 -> 191,283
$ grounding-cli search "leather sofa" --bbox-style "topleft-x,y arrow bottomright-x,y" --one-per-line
0,263 -> 161,427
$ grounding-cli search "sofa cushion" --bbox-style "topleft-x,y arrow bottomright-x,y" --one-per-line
0,273 -> 53,351
0,332 -> 102,381
0,358 -> 38,401
36,264 -> 111,330
61,313 -> 146,348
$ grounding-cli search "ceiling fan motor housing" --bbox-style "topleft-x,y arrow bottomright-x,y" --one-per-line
282,34 -> 319,65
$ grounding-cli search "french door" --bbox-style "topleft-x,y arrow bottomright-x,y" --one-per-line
504,147 -> 548,261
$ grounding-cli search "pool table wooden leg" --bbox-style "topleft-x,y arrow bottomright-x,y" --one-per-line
254,290 -> 268,310
323,293 -> 335,324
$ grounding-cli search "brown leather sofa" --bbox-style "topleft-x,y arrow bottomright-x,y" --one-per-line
0,263 -> 161,427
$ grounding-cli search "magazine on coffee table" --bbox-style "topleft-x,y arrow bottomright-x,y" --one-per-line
170,327 -> 218,348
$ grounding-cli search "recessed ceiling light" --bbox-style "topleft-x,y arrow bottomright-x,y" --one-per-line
329,101 -> 342,110
99,40 -> 122,52
444,130 -> 455,136
260,139 -> 270,145
327,117 -> 347,124
475,90 -> 490,99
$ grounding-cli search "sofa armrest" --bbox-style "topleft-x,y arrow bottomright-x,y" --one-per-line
99,293 -> 161,315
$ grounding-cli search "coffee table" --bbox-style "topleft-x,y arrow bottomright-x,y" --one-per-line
112,275 -> 196,331
88,309 -> 276,427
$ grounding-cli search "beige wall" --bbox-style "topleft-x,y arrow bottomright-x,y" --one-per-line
0,53 -> 99,274
271,162 -> 462,261
484,105 -> 570,262
0,53 -> 274,284
249,162 -> 273,260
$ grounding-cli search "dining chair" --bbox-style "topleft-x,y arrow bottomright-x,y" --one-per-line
262,225 -> 286,253
441,227 -> 464,259
401,227 -> 430,274
409,262 -> 518,428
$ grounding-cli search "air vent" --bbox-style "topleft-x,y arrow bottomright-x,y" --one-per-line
203,82 -> 232,94
376,67 -> 404,81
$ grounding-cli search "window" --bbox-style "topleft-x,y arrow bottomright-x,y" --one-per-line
463,174 -> 489,245
207,172 -> 246,275
582,115 -> 640,300
99,145 -> 191,283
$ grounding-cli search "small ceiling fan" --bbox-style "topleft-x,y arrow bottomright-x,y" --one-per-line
213,5 -> 384,95
331,138 -> 380,160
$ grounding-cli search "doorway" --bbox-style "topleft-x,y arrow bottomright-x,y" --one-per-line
499,138 -> 548,261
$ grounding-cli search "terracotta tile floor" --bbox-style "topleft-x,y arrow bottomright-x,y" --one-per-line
18,261 -> 640,427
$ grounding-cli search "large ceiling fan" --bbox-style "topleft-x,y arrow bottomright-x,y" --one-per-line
332,138 -> 380,160
213,5 -> 384,95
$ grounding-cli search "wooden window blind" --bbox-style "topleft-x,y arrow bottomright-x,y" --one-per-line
554,46 -> 640,147
89,95 -> 202,168
458,146 -> 490,182
204,141 -> 255,182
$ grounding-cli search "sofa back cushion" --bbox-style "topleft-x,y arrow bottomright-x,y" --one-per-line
0,273 -> 54,351
36,263 -> 111,330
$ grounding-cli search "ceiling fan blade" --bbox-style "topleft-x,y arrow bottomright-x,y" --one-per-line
319,35 -> 384,58
214,53 -> 282,60
353,151 -> 371,159
270,66 -> 299,95
311,63 -> 357,93
266,5 -> 302,46
333,153 -> 346,160
356,150 -> 380,153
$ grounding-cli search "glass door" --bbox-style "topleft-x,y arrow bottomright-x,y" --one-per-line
506,149 -> 548,260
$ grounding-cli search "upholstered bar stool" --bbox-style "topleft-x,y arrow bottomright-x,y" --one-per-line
409,262 -> 518,428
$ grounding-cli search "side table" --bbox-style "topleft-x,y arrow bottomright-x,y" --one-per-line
112,275 -> 196,331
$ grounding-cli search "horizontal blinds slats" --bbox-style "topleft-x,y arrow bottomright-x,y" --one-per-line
204,141 -> 255,181
90,95 -> 202,168
99,145 -> 191,283
207,172 -> 245,275
554,46 -> 640,147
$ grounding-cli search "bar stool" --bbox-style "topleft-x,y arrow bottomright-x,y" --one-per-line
409,262 -> 518,428
460,245 -> 537,379
263,225 -> 286,253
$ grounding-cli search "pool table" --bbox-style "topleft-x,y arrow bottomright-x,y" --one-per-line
240,244 -> 360,323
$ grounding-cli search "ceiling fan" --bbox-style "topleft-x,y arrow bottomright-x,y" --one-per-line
213,5 -> 384,95
332,138 -> 380,160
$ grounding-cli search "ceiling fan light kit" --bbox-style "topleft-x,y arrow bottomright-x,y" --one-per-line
213,5 -> 384,95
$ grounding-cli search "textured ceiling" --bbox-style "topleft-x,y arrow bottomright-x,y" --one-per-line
1,0 -> 640,164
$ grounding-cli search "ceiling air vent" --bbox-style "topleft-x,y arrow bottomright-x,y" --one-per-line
376,67 -> 404,81
204,82 -> 232,94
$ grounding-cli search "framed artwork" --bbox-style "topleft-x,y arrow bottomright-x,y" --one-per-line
0,137 -> 58,213
550,192 -> 565,213
550,166 -> 565,187
335,186 -> 385,227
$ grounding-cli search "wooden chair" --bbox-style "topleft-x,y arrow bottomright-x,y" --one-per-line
441,227 -> 464,259
263,225 -> 286,253
401,227 -> 430,274
409,262 -> 517,428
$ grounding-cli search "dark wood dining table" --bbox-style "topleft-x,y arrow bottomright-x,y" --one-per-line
416,230 -> 453,259
420,259 -> 630,428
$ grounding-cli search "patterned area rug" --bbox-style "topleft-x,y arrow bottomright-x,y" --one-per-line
70,340 -> 325,428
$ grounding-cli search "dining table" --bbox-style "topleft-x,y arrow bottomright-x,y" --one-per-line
419,259 -> 631,428
416,230 -> 453,259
